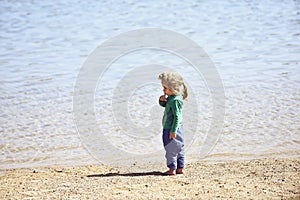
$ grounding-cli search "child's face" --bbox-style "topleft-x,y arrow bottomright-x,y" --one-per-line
162,85 -> 174,96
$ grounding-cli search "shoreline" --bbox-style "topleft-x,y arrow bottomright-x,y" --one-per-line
1,158 -> 299,199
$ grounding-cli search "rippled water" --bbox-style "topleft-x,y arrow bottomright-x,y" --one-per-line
1,0 -> 300,170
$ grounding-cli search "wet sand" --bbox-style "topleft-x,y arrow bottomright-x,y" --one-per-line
1,158 -> 299,199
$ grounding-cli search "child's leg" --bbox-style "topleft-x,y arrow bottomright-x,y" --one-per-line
163,129 -> 181,170
176,126 -> 185,173
177,147 -> 185,169
165,146 -> 178,170
176,148 -> 185,174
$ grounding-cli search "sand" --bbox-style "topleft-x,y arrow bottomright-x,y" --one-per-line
1,158 -> 299,199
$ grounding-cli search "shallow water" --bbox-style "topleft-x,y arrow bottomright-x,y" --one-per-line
1,0 -> 300,170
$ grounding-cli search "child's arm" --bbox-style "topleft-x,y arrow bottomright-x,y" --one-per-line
169,99 -> 182,139
159,95 -> 167,107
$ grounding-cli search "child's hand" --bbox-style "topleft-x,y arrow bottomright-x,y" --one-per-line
159,95 -> 167,102
169,132 -> 176,139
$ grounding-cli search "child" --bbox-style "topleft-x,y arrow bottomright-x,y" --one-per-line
158,72 -> 188,175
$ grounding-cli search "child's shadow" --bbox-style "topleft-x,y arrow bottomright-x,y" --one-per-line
87,171 -> 165,177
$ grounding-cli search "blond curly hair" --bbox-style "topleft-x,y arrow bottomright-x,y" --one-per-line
158,72 -> 188,100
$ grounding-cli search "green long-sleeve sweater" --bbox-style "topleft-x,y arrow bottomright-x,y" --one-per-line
159,95 -> 183,133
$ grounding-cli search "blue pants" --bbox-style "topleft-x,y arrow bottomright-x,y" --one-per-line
162,126 -> 184,169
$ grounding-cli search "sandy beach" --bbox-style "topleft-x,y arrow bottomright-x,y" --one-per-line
1,158 -> 299,199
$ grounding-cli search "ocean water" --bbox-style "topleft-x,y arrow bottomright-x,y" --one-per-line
1,0 -> 300,170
